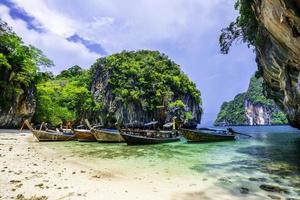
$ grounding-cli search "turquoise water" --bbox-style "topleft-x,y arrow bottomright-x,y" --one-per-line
44,126 -> 300,198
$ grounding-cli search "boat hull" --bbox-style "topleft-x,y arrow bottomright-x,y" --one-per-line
120,132 -> 180,145
180,129 -> 235,142
91,129 -> 124,142
32,130 -> 76,142
73,129 -> 96,142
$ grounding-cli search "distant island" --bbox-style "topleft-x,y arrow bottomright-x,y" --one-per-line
215,76 -> 288,126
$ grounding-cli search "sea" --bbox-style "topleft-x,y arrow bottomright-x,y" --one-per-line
43,125 -> 300,199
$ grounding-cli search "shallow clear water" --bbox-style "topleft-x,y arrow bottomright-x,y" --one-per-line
44,126 -> 300,199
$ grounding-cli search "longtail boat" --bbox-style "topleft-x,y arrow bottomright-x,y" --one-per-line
91,127 -> 124,142
73,129 -> 96,142
23,120 -> 76,142
73,119 -> 96,142
120,119 -> 180,145
120,129 -> 180,145
180,128 -> 235,142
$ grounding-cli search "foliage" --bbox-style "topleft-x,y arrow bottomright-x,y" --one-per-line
219,0 -> 260,54
0,19 -> 53,110
245,76 -> 273,107
168,100 -> 190,123
35,71 -> 54,83
91,50 -> 202,125
184,111 -> 194,124
56,65 -> 84,79
34,81 -> 75,126
215,76 -> 288,125
215,93 -> 247,125
169,100 -> 186,110
271,111 -> 288,124
34,66 -> 98,126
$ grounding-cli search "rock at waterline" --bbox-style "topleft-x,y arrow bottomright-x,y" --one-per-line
239,187 -> 250,194
259,184 -> 289,194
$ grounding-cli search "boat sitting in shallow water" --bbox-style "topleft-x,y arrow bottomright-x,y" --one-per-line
73,120 -> 96,142
91,128 -> 124,142
180,128 -> 235,142
120,120 -> 180,145
24,120 -> 76,142
120,129 -> 180,145
73,129 -> 96,142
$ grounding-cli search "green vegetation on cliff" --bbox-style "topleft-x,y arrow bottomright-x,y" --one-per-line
215,76 -> 288,125
34,66 -> 99,126
219,0 -> 259,54
245,75 -> 273,107
0,19 -> 98,126
91,50 -> 202,126
36,51 -> 202,127
215,93 -> 247,125
92,51 -> 201,106
0,19 -> 53,111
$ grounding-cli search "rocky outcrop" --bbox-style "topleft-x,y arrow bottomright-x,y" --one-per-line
215,76 -> 287,126
0,20 -> 38,128
90,50 -> 202,128
253,0 -> 300,128
0,86 -> 36,128
245,100 -> 271,125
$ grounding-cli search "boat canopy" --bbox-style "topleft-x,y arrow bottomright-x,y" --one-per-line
101,128 -> 119,133
144,121 -> 158,126
76,125 -> 85,129
198,127 -> 229,134
163,122 -> 173,128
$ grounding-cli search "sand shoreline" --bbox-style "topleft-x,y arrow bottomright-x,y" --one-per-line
0,130 -> 259,200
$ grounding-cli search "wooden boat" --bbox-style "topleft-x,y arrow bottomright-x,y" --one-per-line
73,119 -> 96,142
73,129 -> 96,142
120,129 -> 180,145
91,128 -> 124,142
120,119 -> 180,145
180,128 -> 235,142
23,120 -> 76,142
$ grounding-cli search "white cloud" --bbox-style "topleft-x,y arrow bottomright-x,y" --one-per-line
0,4 -> 99,74
12,0 -> 76,36
10,0 -> 234,53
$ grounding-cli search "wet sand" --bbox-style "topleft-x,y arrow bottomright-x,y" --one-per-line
0,130 -> 266,200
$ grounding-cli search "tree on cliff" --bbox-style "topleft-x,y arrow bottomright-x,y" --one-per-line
33,66 -> 100,126
219,0 -> 259,54
0,19 -> 53,127
0,19 -> 53,108
90,50 -> 202,128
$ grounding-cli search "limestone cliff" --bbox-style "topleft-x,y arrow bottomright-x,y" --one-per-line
90,50 -> 202,128
0,86 -> 36,128
0,20 -> 40,128
215,76 -> 288,126
220,0 -> 300,128
253,0 -> 300,128
245,100 -> 273,125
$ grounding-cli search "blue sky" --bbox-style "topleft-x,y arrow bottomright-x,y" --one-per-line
0,0 -> 257,125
